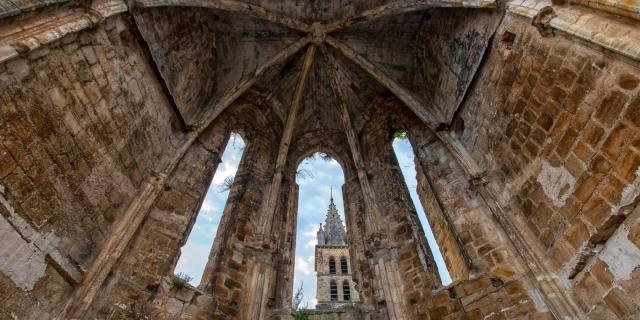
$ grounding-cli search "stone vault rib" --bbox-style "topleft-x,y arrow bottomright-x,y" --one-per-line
321,0 -> 496,34
196,35 -> 312,131
325,35 -> 445,131
56,35 -> 311,320
134,0 -> 312,32
325,36 -> 486,179
130,12 -> 189,130
247,44 -> 315,319
258,44 -> 316,236
323,46 -> 408,320
322,46 -> 384,237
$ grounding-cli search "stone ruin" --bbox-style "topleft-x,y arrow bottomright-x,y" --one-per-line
0,0 -> 639,319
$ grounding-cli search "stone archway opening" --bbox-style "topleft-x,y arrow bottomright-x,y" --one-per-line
173,132 -> 246,286
391,130 -> 452,285
291,151 -> 361,311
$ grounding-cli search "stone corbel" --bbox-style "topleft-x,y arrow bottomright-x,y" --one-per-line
531,6 -> 557,37
0,0 -> 128,65
365,232 -> 388,252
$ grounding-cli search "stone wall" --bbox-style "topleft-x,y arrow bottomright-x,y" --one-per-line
90,95 -> 282,319
351,98 -> 553,319
456,5 -> 640,319
0,14 -> 181,319
299,306 -> 369,320
0,0 -> 639,319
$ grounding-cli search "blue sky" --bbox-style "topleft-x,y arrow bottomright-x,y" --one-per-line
174,134 -> 450,305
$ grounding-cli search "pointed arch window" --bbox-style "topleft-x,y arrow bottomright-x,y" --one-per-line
340,256 -> 348,274
330,281 -> 338,301
329,257 -> 336,274
342,280 -> 351,301
173,133 -> 245,285
392,131 -> 452,284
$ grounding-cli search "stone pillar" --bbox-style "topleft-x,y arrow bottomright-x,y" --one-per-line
268,179 -> 300,318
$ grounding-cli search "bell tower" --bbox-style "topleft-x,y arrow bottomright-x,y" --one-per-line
314,194 -> 360,308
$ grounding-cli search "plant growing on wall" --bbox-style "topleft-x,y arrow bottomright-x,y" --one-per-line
171,272 -> 193,290
218,175 -> 234,193
291,282 -> 309,320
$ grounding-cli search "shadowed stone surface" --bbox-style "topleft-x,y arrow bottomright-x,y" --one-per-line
0,0 -> 639,319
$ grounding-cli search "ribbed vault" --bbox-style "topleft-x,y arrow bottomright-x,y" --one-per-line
4,0 -> 640,318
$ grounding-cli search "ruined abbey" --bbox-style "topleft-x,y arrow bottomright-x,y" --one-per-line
0,0 -> 639,319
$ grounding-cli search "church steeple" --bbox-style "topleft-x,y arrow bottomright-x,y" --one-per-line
317,191 -> 346,245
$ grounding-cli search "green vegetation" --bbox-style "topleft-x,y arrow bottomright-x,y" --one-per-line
171,272 -> 192,290
394,130 -> 408,140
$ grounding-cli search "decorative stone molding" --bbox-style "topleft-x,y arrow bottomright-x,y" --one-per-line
0,0 -> 127,64
0,0 -> 70,19
508,0 -> 640,61
568,0 -> 640,20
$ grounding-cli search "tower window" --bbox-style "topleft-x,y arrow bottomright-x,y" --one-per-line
330,281 -> 338,301
329,257 -> 336,274
342,280 -> 350,301
340,256 -> 348,274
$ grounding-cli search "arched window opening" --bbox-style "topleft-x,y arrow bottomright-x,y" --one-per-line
329,257 -> 337,274
342,281 -> 351,301
340,256 -> 348,274
392,131 -> 452,285
330,281 -> 338,301
173,133 -> 245,285
293,151 -> 353,309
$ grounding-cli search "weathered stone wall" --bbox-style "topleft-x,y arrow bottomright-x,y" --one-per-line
300,306 -> 369,320
456,6 -> 640,319
0,14 -> 181,319
414,157 -> 471,282
353,99 -> 553,319
342,178 -> 376,314
1,1 -> 639,319
89,95 -> 282,319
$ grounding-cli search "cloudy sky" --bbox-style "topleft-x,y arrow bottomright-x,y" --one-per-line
174,134 -> 450,307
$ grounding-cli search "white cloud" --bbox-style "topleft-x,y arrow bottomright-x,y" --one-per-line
199,201 -> 217,222
212,161 -> 239,185
304,239 -> 317,250
295,255 -> 313,276
201,201 -> 214,212
303,225 -> 318,238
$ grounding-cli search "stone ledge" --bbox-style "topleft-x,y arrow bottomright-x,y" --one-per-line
0,0 -> 70,19
508,0 -> 640,61
569,0 -> 640,21
0,0 -> 127,65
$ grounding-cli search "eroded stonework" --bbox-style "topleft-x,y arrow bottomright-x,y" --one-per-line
0,0 -> 639,319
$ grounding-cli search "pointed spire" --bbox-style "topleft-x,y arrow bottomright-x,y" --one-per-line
322,192 -> 346,245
